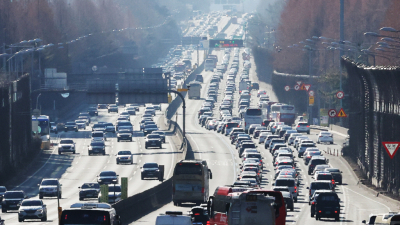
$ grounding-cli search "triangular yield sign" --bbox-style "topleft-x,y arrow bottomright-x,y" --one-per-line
382,142 -> 400,159
304,84 -> 311,91
297,81 -> 302,86
337,108 -> 347,117
300,83 -> 306,90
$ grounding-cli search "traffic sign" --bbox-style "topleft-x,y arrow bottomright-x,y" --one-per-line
337,108 -> 347,117
336,91 -> 344,99
328,109 -> 337,118
308,90 -> 315,97
382,142 -> 400,159
300,83 -> 306,90
284,86 -> 290,91
294,85 -> 300,91
209,39 -> 244,48
304,84 -> 311,91
309,96 -> 314,106
296,81 -> 302,86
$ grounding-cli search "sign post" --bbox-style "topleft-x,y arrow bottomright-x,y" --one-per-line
121,177 -> 128,200
309,96 -> 314,106
100,185 -> 109,203
382,142 -> 400,159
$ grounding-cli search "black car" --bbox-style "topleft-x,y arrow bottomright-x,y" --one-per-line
324,168 -> 343,184
190,206 -> 210,225
239,143 -> 257,156
1,191 -> 27,213
97,171 -> 119,185
87,107 -> 98,116
282,191 -> 294,211
117,132 -> 132,142
251,82 -> 259,90
97,104 -> 108,109
64,121 -> 78,132
141,162 -> 160,180
0,186 -> 7,202
79,183 -> 100,200
108,104 -> 118,113
195,74 -> 203,83
88,141 -> 106,155
145,134 -> 162,149
152,131 -> 166,143
314,192 -> 340,221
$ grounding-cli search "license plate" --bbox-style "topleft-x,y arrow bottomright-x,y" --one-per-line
151,143 -> 156,145
326,211 -> 330,214
10,205 -> 16,207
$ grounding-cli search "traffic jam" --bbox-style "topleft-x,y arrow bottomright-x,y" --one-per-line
186,45 -> 343,224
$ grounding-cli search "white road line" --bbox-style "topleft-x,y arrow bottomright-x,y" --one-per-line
343,186 -> 391,211
166,137 -> 175,179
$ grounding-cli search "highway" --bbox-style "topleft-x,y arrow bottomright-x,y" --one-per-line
133,14 -> 399,225
2,105 -> 180,225
2,11 -> 399,225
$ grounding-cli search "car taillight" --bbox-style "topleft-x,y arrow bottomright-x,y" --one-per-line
309,190 -> 311,196
202,188 -> 205,193
335,211 -> 338,214
195,213 -> 200,215
319,211 -> 322,213
207,221 -> 210,225
307,125 -> 310,127
237,125 -> 240,127
226,125 -> 228,127
297,125 -> 300,127
332,180 -> 335,184
307,156 -> 311,158
319,136 -> 323,137
312,202 -> 315,205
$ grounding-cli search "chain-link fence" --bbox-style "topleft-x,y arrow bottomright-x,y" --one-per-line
344,57 -> 400,195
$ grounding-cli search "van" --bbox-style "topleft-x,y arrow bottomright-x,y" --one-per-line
274,178 -> 298,202
155,211 -> 192,225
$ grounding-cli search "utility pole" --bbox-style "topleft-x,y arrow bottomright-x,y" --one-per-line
339,0 -> 344,126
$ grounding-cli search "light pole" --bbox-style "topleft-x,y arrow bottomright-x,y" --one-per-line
36,93 -> 42,109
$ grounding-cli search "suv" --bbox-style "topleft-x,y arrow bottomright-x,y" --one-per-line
64,121 -> 78,132
0,186 -> 6,202
18,199 -> 47,222
141,162 -> 160,180
108,104 -> 118,113
274,177 -> 298,202
87,107 -> 98,116
145,134 -> 162,149
308,156 -> 329,175
307,180 -> 334,201
195,74 -> 204,83
1,190 -> 27,212
38,178 -> 62,199
314,192 -> 340,221
79,183 -> 100,200
324,168 -> 343,184
295,122 -> 310,134
58,139 -> 76,155
92,131 -> 107,141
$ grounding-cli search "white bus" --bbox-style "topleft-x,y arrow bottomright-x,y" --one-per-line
172,160 -> 212,206
242,107 -> 263,133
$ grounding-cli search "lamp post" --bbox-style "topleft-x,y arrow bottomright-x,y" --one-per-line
36,93 -> 42,109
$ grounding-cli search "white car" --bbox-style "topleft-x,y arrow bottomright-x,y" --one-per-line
58,139 -> 76,155
295,122 -> 310,134
115,150 -> 133,164
259,132 -> 272,144
288,133 -> 303,145
18,199 -> 47,222
317,131 -> 334,144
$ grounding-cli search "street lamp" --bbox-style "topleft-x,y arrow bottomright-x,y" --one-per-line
380,27 -> 400,32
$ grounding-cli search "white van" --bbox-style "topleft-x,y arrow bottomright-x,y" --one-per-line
155,211 -> 192,225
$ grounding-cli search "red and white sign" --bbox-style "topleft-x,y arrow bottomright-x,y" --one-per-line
304,84 -> 311,91
382,142 -> 400,159
294,85 -> 300,91
308,90 -> 315,97
296,81 -> 302,86
336,91 -> 344,99
328,109 -> 337,118
284,86 -> 290,91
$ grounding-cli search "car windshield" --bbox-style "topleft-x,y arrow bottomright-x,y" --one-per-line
118,151 -> 131,155
100,171 -> 116,176
146,125 -> 158,128
108,186 -> 121,192
81,183 -> 100,189
4,192 -> 24,198
66,122 -> 75,125
41,180 -> 58,185
92,132 -> 104,137
276,180 -> 294,187
318,174 -> 333,180
147,134 -> 160,139
93,124 -> 105,128
326,168 -> 340,172
21,200 -> 42,206
311,182 -> 331,189
143,163 -> 158,168
91,142 -> 105,146
60,140 -> 73,144
75,120 -> 86,123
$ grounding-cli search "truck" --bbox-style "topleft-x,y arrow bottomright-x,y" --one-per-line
207,192 -> 276,225
188,81 -> 202,99
239,81 -> 249,94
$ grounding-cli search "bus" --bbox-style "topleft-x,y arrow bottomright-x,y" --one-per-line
60,203 -> 121,225
242,107 -> 263,133
32,115 -> 50,136
172,160 -> 212,206
271,104 -> 296,125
